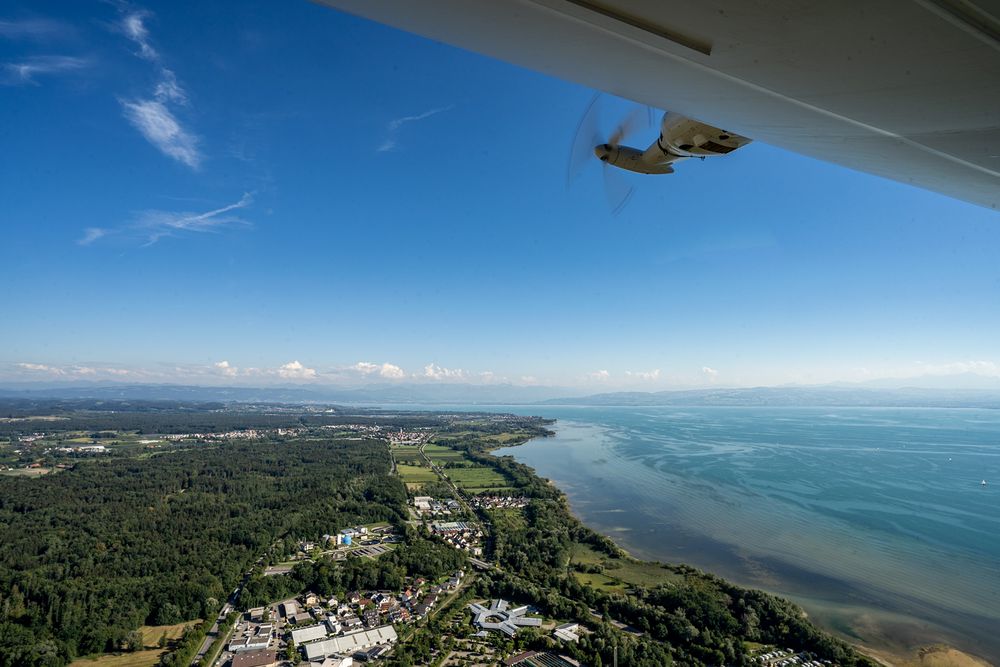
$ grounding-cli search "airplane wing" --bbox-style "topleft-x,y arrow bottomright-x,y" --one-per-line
315,0 -> 1000,211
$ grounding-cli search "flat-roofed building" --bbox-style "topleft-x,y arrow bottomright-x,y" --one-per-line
290,623 -> 328,645
319,656 -> 353,667
468,599 -> 543,637
302,625 -> 398,661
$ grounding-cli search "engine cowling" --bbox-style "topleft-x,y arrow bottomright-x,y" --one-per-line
659,112 -> 751,158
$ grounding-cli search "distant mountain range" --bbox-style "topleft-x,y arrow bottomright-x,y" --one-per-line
2,374 -> 1000,408
538,384 -> 1000,408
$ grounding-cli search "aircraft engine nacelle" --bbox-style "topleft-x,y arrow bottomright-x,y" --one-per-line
595,143 -> 675,174
659,112 -> 751,158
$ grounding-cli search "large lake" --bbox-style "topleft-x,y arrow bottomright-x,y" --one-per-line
489,406 -> 1000,663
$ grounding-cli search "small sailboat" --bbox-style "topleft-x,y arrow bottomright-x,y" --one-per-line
982,479 -> 988,487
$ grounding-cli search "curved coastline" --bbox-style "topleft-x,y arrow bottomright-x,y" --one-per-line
492,412 -> 998,667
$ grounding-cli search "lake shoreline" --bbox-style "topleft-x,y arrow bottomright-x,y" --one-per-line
493,415 -> 997,667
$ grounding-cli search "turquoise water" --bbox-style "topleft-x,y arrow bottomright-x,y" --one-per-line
491,406 -> 1000,663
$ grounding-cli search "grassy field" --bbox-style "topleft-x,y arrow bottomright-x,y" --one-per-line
397,463 -> 438,486
423,444 -> 467,464
573,571 -> 628,592
392,445 -> 424,464
571,543 -> 681,589
0,467 -> 54,477
71,621 -> 199,667
571,543 -> 609,566
70,649 -> 164,667
139,621 -> 199,648
445,466 -> 510,491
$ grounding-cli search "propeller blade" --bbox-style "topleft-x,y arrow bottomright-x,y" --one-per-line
608,104 -> 651,147
567,93 -> 603,187
603,163 -> 635,216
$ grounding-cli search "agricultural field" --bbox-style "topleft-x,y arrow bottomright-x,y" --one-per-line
392,444 -> 424,464
444,466 -> 511,492
422,444 -> 467,464
397,463 -> 439,489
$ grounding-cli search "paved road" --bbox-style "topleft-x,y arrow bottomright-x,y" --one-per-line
191,570 -> 251,665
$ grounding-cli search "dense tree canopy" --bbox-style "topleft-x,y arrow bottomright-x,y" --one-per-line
0,436 -> 405,666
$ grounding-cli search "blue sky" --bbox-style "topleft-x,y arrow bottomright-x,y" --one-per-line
2,0 -> 999,390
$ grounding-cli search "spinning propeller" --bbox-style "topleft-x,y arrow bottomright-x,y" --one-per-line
567,94 -> 653,215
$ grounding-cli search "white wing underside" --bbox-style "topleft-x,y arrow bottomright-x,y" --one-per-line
316,0 -> 1000,211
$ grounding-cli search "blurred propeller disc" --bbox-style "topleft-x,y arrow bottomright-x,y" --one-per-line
567,93 -> 603,187
566,93 -> 653,215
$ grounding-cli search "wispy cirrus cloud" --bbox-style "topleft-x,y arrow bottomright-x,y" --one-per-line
376,105 -> 453,153
121,97 -> 200,168
77,227 -> 108,246
9,359 -> 325,383
1,55 -> 89,85
133,192 -> 253,245
117,9 -> 157,60
80,192 -> 253,246
0,18 -> 75,41
115,8 -> 202,168
15,362 -> 136,378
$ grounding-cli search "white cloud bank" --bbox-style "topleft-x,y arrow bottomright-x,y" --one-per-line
214,360 -> 238,377
351,361 -> 406,379
423,363 -> 466,380
277,360 -> 317,380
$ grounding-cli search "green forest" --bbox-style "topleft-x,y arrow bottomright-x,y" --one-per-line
0,435 -> 405,666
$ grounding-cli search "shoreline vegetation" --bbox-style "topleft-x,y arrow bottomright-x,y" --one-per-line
0,400 -> 991,667
488,424 -> 992,667
406,417 -> 877,666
